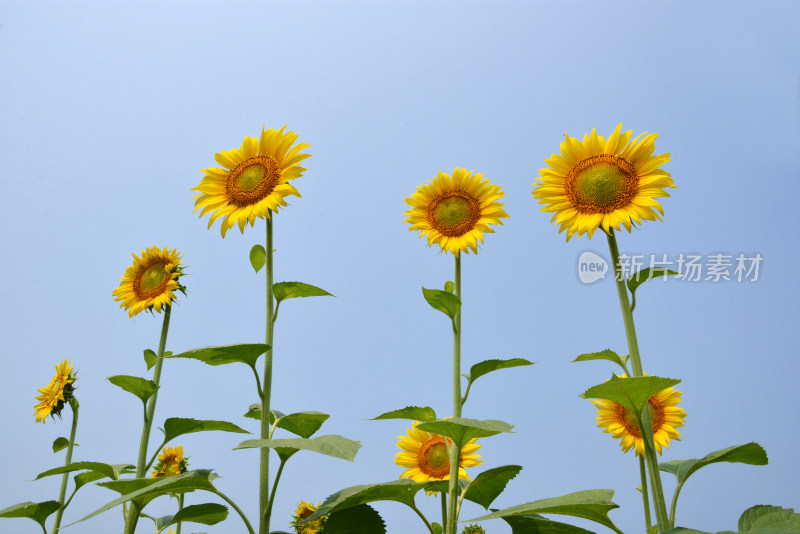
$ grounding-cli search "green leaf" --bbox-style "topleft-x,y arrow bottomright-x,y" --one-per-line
321,504 -> 385,534
37,462 -> 135,481
242,408 -> 330,438
581,375 -> 681,417
74,471 -> 107,491
660,443 -> 768,487
53,437 -> 70,453
739,505 -> 800,533
273,281 -> 334,303
463,465 -> 523,509
467,359 -> 534,383
144,349 -> 157,370
306,480 -> 425,522
235,435 -> 362,462
107,375 -> 158,404
572,350 -> 628,372
416,418 -> 514,449
627,267 -> 679,293
467,489 -> 621,533
155,503 -> 229,531
421,287 -> 461,320
661,529 -> 712,534
371,406 -> 437,422
71,470 -> 219,526
167,343 -> 269,370
431,522 -> 443,534
444,280 -> 455,293
162,418 -> 249,443
0,501 -> 60,529
250,245 -> 267,273
501,514 -> 598,534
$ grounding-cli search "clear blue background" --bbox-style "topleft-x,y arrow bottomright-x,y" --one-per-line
1,1 -> 798,533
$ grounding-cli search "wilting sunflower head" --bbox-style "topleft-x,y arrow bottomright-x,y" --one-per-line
291,500 -> 326,534
461,524 -> 487,534
532,123 -> 675,241
33,359 -> 76,423
404,168 -> 509,255
193,125 -> 311,238
112,246 -> 185,319
150,445 -> 188,478
394,421 -> 483,495
592,374 -> 687,456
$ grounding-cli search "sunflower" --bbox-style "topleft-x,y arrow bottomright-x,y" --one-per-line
592,376 -> 686,456
150,445 -> 188,478
404,168 -> 509,255
33,360 -> 76,423
192,126 -> 310,237
112,246 -> 185,319
462,525 -> 486,534
291,500 -> 326,534
532,123 -> 675,241
394,421 -> 483,493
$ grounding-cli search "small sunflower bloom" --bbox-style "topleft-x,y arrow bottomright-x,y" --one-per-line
291,500 -> 326,534
592,375 -> 686,456
150,445 -> 188,478
533,123 -> 675,241
193,125 -> 311,237
462,525 -> 487,534
394,421 -> 482,495
33,360 -> 76,423
404,168 -> 509,255
112,246 -> 185,318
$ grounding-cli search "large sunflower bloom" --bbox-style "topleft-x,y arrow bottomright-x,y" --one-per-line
291,500 -> 326,534
112,246 -> 184,318
592,377 -> 686,456
533,123 -> 675,241
394,421 -> 482,489
193,126 -> 310,237
33,360 -> 76,423
150,445 -> 188,478
404,168 -> 509,255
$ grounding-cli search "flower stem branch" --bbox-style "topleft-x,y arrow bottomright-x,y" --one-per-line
52,398 -> 79,534
265,458 -> 287,528
211,488 -> 256,534
259,215 -> 275,534
176,493 -> 184,534
606,231 -> 669,531
446,253 -> 462,534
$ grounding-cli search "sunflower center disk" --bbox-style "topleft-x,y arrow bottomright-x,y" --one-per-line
226,156 -> 280,207
418,437 -> 451,478
134,262 -> 169,299
619,399 -> 661,438
429,192 -> 481,237
566,155 -> 638,213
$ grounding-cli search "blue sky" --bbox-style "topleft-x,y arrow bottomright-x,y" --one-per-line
1,1 -> 798,533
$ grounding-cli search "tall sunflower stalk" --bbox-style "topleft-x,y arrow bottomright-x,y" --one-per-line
52,398 -> 79,534
404,168 -> 508,534
532,123 -> 676,531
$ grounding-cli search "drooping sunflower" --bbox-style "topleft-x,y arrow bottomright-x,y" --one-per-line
394,421 -> 483,491
404,168 -> 509,255
291,500 -> 326,534
592,376 -> 686,456
112,246 -> 185,319
533,123 -> 675,241
192,126 -> 311,237
150,445 -> 188,478
33,360 -> 76,423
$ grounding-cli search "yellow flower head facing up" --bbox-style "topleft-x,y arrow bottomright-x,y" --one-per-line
33,359 -> 76,423
150,445 -> 188,478
112,246 -> 185,319
592,375 -> 687,456
291,500 -> 326,534
404,168 -> 509,255
193,125 -> 311,237
394,421 -> 483,495
533,123 -> 675,241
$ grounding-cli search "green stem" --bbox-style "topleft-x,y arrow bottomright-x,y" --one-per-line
410,502 -> 437,534
606,231 -> 669,531
176,493 -> 184,534
441,492 -> 447,528
446,253 -> 462,534
52,398 -> 79,534
259,216 -> 275,534
669,480 -> 684,527
639,455 -> 652,532
212,488 -> 256,534
264,459 -> 286,527
125,306 -> 173,534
